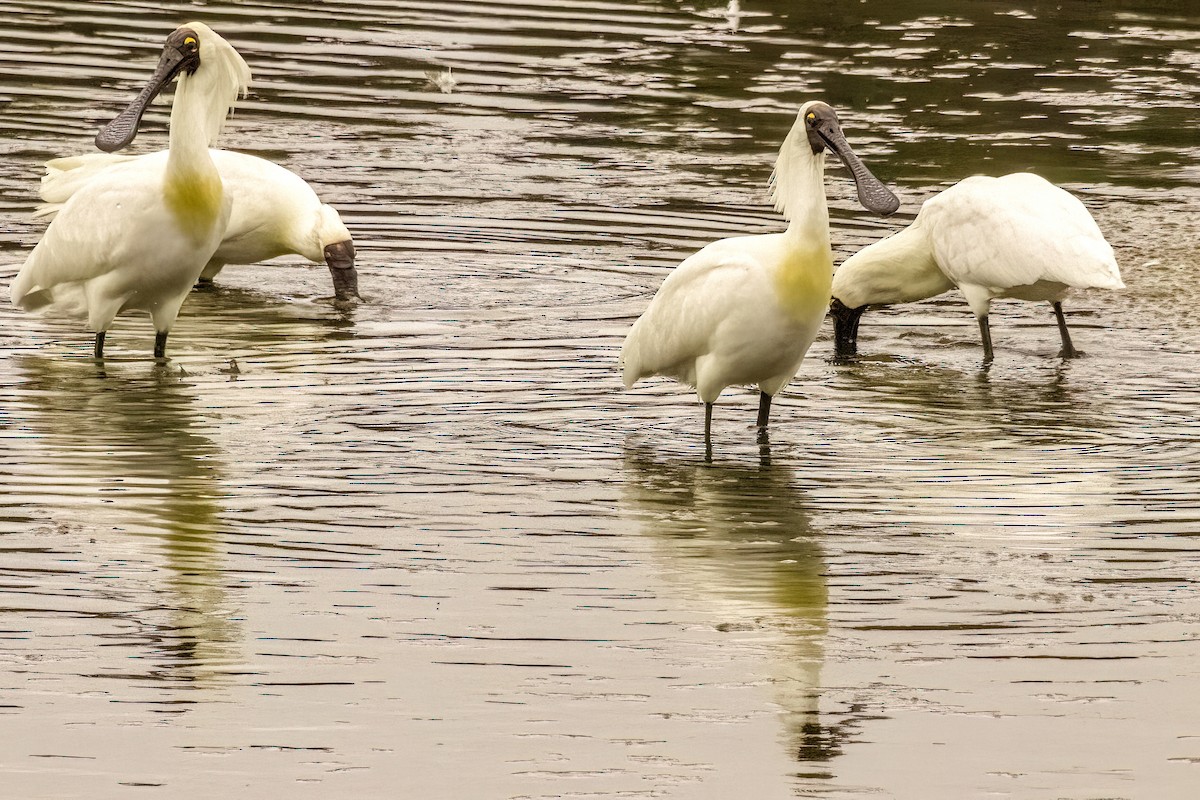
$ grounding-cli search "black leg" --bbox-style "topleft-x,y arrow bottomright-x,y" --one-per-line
704,402 -> 713,463
1052,301 -> 1078,358
756,391 -> 772,431
977,315 -> 994,363
93,332 -> 106,359
154,331 -> 168,360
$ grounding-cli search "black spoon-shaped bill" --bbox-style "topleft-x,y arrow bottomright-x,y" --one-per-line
324,240 -> 361,302
829,297 -> 867,359
804,105 -> 900,216
95,28 -> 201,153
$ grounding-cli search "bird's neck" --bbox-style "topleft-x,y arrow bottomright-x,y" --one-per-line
766,147 -> 834,318
164,72 -> 222,241
780,159 -> 833,273
833,221 -> 952,308
166,72 -> 219,177
776,151 -> 832,249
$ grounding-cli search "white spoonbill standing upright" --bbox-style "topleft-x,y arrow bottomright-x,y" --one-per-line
829,172 -> 1123,361
34,148 -> 360,303
9,23 -> 251,359
620,101 -> 899,455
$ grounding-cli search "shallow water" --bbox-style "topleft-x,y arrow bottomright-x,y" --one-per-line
2,1 -> 1199,798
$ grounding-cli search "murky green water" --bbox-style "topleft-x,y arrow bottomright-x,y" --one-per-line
2,1 -> 1199,797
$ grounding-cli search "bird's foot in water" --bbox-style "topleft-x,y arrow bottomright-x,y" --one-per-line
1058,347 -> 1085,359
193,277 -> 217,291
330,295 -> 362,312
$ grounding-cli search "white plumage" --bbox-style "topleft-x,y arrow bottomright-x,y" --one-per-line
830,172 -> 1124,360
10,23 -> 250,359
621,101 -> 898,453
623,234 -> 825,395
34,149 -> 359,301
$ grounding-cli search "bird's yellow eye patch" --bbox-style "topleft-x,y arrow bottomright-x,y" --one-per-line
184,37 -> 197,46
806,112 -> 816,122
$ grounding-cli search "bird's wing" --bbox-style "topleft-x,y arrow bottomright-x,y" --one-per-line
926,174 -> 1122,291
621,236 -> 772,385
14,170 -> 173,298
832,220 -> 953,307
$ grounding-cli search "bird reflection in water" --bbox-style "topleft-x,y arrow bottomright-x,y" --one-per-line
13,354 -> 239,688
832,356 -> 1089,445
621,439 -> 853,769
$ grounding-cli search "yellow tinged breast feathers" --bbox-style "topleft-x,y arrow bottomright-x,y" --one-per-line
773,247 -> 833,320
164,169 -> 223,242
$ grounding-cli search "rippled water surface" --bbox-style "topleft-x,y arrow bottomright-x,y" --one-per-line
2,1 -> 1200,797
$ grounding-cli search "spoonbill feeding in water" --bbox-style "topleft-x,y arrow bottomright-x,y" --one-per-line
620,101 -> 899,455
830,172 -> 1123,362
10,23 -> 250,359
34,149 -> 360,303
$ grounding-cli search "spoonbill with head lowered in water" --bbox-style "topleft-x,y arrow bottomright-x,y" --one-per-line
829,172 -> 1123,362
9,23 -> 250,360
620,101 -> 899,456
34,148 -> 360,303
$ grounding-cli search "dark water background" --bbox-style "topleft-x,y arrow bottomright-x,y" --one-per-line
1,1 -> 1199,797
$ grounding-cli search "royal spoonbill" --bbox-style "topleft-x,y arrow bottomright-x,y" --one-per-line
35,149 -> 360,303
10,23 -> 250,359
830,172 -> 1123,362
620,101 -> 899,454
